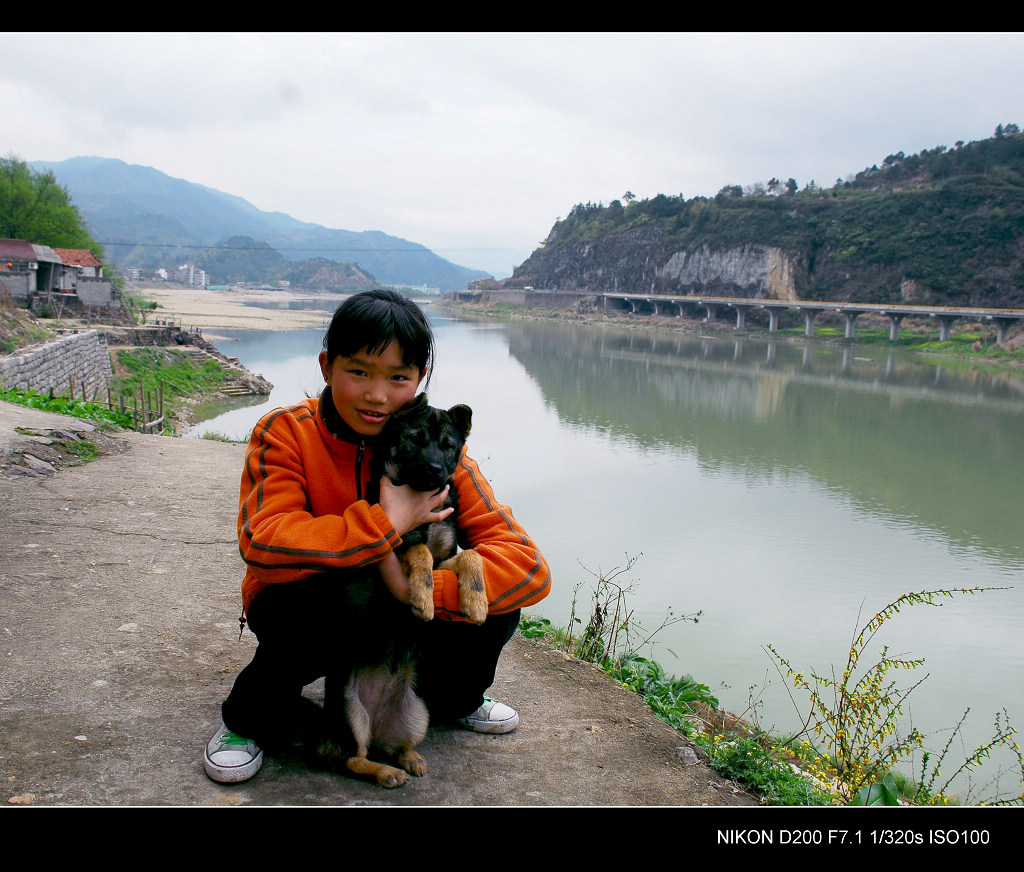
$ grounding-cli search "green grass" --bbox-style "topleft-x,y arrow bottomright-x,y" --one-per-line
692,734 -> 831,806
113,348 -> 230,394
63,440 -> 101,463
0,385 -> 134,429
109,348 -> 234,428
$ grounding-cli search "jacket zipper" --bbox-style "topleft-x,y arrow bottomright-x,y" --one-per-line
356,440 -> 365,501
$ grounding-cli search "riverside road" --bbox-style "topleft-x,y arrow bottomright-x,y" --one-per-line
0,400 -> 757,807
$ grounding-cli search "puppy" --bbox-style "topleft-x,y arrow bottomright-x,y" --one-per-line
372,393 -> 487,626
320,394 -> 486,788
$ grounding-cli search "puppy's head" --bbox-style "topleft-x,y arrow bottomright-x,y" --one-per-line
380,395 -> 472,492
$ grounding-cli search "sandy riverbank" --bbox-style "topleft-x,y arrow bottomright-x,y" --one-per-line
132,285 -> 340,333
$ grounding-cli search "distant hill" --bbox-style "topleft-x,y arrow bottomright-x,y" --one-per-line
30,157 -> 490,291
510,126 -> 1024,309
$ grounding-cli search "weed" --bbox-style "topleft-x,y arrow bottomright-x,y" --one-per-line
768,587 -> 1024,805
561,554 -> 701,666
693,734 -> 831,806
199,430 -> 245,443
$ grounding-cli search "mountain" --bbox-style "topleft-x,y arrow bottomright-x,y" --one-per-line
30,157 -> 490,290
508,126 -> 1024,309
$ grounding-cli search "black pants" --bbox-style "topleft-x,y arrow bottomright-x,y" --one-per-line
221,574 -> 519,750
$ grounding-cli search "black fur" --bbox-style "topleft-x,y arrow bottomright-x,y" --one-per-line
367,392 -> 472,566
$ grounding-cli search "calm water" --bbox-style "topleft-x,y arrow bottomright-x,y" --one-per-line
190,303 -> 1024,798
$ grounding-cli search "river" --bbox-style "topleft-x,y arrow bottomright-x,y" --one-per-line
188,299 -> 1024,800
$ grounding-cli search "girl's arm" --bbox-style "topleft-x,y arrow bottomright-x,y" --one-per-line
238,404 -> 399,589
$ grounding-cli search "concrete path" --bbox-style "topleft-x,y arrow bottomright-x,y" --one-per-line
0,401 -> 756,807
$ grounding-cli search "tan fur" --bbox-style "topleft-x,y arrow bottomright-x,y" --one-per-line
440,549 -> 487,624
325,662 -> 430,788
402,543 -> 436,622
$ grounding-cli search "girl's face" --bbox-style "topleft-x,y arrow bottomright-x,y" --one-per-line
319,342 -> 424,437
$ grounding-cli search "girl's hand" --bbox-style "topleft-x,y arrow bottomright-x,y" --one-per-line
378,477 -> 453,538
378,552 -> 411,604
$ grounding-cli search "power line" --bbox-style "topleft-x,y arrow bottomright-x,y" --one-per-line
96,241 -> 521,254
96,241 -> 433,254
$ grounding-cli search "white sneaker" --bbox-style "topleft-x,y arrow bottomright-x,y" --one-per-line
457,698 -> 519,734
203,721 -> 263,783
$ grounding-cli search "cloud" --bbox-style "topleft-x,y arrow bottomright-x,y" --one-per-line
3,32 -> 1023,276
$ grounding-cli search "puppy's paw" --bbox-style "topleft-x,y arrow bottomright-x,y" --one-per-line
405,545 -> 435,621
317,739 -> 347,766
399,749 -> 428,777
409,577 -> 434,622
346,756 -> 410,788
460,587 -> 488,625
376,765 -> 409,789
443,549 -> 487,625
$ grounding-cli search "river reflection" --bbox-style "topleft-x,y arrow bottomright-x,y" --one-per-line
501,322 -> 1024,568
192,311 -> 1023,798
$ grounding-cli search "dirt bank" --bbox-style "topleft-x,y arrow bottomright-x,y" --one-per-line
131,286 -> 338,333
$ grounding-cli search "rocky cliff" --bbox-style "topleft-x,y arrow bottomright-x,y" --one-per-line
508,130 -> 1024,308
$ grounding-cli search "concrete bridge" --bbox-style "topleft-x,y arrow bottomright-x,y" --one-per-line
602,294 -> 1024,342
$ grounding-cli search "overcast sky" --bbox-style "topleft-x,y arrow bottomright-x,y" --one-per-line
3,32 -> 1022,278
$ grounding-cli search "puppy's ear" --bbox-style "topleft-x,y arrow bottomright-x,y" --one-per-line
394,392 -> 430,419
447,404 -> 472,440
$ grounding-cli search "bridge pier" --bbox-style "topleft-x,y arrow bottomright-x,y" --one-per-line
702,304 -> 719,324
843,312 -> 860,339
733,306 -> 747,330
992,317 -> 1020,344
887,314 -> 904,342
803,310 -> 817,337
767,309 -> 781,332
933,314 -> 958,342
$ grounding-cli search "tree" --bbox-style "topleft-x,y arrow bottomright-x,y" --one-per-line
622,191 -> 636,204
715,184 -> 744,201
0,155 -> 102,257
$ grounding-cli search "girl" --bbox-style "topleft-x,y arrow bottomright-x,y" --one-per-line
204,289 -> 551,783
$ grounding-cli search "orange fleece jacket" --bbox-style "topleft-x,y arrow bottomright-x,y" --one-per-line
237,396 -> 551,620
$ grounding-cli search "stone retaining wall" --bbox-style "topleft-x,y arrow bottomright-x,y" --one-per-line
0,330 -> 113,397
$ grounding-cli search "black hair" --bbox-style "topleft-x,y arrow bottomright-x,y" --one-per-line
322,289 -> 434,385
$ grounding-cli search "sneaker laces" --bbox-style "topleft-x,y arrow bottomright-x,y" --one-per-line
218,729 -> 252,747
